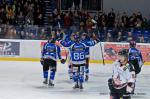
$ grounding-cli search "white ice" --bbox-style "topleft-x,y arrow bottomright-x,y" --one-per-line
0,61 -> 150,99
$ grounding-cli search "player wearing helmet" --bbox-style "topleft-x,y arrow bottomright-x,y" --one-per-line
41,38 -> 65,87
128,41 -> 143,74
108,49 -> 135,99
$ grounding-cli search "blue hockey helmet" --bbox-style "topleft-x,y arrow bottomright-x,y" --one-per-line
74,34 -> 80,42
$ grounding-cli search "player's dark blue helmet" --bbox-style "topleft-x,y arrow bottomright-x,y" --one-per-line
129,40 -> 136,48
74,34 -> 80,42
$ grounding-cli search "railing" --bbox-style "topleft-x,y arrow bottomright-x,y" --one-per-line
0,25 -> 150,43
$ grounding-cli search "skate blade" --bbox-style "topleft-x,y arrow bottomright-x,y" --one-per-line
48,84 -> 54,88
48,86 -> 54,88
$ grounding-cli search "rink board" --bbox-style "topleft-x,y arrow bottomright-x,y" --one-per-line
0,39 -> 150,65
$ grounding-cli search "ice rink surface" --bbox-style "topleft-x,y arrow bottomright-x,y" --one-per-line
0,61 -> 150,99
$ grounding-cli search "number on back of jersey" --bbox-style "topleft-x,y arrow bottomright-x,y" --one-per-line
72,52 -> 85,61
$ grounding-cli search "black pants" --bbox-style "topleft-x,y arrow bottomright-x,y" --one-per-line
108,78 -> 131,99
43,59 -> 57,72
86,58 -> 89,68
72,64 -> 85,73
129,59 -> 141,74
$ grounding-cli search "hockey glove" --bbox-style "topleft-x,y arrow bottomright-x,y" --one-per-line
40,58 -> 44,66
126,82 -> 135,94
61,59 -> 66,64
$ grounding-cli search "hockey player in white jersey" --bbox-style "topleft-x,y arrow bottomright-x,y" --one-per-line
108,49 -> 136,99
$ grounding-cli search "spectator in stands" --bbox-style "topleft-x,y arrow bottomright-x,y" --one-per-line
107,8 -> 116,27
6,4 -> 15,24
25,3 -> 34,25
79,21 -> 86,33
16,11 -> 25,25
29,32 -> 35,39
0,0 -> 150,41
53,14 -> 63,28
137,35 -> 146,43
64,12 -> 72,28
121,12 -> 129,28
19,30 -> 25,39
135,18 -> 142,28
106,32 -> 113,42
97,12 -> 107,30
80,10 -> 89,25
39,28 -> 47,40
48,13 -> 54,26
116,31 -> 124,42
5,27 -> 18,39
142,17 -> 149,29
136,11 -> 143,21
126,31 -> 134,42
86,16 -> 93,30
34,8 -> 43,25
73,11 -> 80,26
0,7 -> 7,24
128,13 -> 136,28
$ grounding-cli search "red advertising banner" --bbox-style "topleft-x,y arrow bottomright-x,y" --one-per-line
104,43 -> 150,62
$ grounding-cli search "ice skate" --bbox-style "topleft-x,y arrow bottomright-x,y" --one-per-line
69,75 -> 73,80
85,75 -> 89,81
79,83 -> 83,89
73,83 -> 79,89
48,80 -> 54,87
43,78 -> 48,84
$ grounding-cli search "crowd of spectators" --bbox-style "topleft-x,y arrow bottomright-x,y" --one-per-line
0,0 -> 150,43
0,0 -> 43,25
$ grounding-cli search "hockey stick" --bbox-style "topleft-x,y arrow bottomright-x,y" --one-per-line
100,41 -> 105,66
97,30 -> 105,66
92,18 -> 105,66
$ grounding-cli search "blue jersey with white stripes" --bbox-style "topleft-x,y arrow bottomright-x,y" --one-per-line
60,40 -> 96,64
81,39 -> 90,58
41,42 -> 61,61
128,47 -> 143,61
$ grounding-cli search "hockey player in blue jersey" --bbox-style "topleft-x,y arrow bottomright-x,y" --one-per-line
67,33 -> 76,80
41,37 -> 65,87
60,34 -> 98,89
128,41 -> 143,74
80,33 -> 90,81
